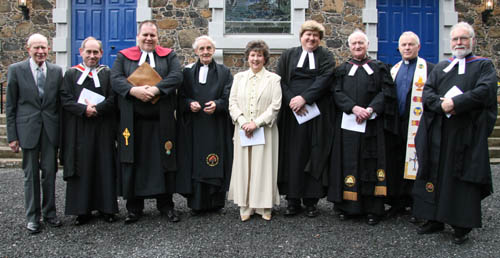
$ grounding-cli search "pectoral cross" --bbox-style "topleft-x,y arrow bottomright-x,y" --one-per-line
122,128 -> 130,146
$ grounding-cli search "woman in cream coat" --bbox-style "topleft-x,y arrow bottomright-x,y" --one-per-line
228,40 -> 282,221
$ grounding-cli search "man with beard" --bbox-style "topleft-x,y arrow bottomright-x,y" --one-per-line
328,29 -> 398,225
276,20 -> 335,218
413,22 -> 497,244
176,36 -> 233,214
60,37 -> 118,225
111,20 -> 183,223
385,32 -> 434,222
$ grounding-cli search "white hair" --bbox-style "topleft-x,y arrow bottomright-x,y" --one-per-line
348,29 -> 369,47
192,35 -> 216,50
27,33 -> 48,48
399,31 -> 420,46
450,22 -> 475,39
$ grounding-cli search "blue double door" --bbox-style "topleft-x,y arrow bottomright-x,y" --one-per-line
72,0 -> 137,67
377,0 -> 439,65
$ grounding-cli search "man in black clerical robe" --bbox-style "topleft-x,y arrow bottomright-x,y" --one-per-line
111,21 -> 183,223
328,30 -> 398,225
61,37 -> 118,225
277,20 -> 335,217
385,32 -> 435,223
176,36 -> 233,214
413,22 -> 497,244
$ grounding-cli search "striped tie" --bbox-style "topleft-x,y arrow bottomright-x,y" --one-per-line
36,67 -> 45,98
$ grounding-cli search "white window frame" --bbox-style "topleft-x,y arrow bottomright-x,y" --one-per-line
208,0 -> 308,62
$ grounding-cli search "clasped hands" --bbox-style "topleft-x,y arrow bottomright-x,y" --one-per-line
289,96 -> 308,116
241,121 -> 257,138
440,97 -> 455,115
130,85 -> 160,103
352,105 -> 373,124
190,100 -> 216,115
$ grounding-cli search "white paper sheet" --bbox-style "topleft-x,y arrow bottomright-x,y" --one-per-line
341,112 -> 366,133
239,127 -> 265,147
77,88 -> 105,105
293,103 -> 321,124
444,85 -> 463,118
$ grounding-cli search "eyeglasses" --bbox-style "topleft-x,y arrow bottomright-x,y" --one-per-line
451,36 -> 471,42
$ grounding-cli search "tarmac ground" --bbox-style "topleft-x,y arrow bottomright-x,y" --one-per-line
1,166 -> 499,257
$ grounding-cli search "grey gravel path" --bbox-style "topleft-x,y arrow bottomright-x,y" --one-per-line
1,166 -> 499,257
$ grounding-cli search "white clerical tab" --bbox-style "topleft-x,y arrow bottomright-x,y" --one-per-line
199,64 -> 209,84
362,63 -> 374,75
139,51 -> 155,68
91,68 -> 101,88
77,67 -> 91,85
297,50 -> 307,68
348,65 -> 358,76
458,58 -> 465,75
297,50 -> 315,69
307,51 -> 315,69
443,58 -> 459,73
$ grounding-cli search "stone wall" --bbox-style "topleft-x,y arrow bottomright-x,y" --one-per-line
0,0 -> 499,87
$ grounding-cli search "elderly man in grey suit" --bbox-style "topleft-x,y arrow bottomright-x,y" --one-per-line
6,33 -> 63,234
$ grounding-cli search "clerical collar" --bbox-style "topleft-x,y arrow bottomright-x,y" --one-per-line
443,55 -> 469,75
139,50 -> 155,68
198,63 -> 209,84
403,58 -> 417,65
348,58 -> 373,76
76,63 -> 101,88
297,48 -> 315,70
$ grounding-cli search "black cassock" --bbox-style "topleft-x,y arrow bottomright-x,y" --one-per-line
328,58 -> 398,216
385,60 -> 435,208
276,46 -> 335,201
413,54 -> 497,228
60,65 -> 118,215
176,60 -> 234,211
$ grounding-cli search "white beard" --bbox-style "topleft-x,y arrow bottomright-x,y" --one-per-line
452,48 -> 472,58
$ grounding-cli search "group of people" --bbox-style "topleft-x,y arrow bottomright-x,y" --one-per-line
6,19 -> 497,245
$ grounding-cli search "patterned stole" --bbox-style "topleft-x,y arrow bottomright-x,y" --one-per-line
390,57 -> 427,180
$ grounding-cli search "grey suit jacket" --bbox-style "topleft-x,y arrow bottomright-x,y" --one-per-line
6,59 -> 63,149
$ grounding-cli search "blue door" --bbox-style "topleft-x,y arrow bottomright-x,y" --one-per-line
72,0 -> 137,67
377,0 -> 438,65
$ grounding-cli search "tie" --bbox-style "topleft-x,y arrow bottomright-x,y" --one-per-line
36,67 -> 45,98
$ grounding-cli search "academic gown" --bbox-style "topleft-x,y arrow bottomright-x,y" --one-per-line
176,60 -> 234,211
111,46 -> 182,199
60,65 -> 118,215
385,60 -> 435,207
276,46 -> 335,199
413,54 -> 497,228
328,58 -> 398,216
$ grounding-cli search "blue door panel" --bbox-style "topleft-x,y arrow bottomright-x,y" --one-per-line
377,0 -> 439,65
72,0 -> 136,67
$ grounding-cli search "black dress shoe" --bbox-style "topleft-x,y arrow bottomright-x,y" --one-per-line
74,215 -> 92,226
284,205 -> 302,216
453,234 -> 469,245
305,206 -> 319,218
124,212 -> 142,224
27,222 -> 41,234
408,216 -> 419,224
102,214 -> 117,223
417,221 -> 444,234
44,217 -> 62,227
162,209 -> 180,223
366,214 -> 380,226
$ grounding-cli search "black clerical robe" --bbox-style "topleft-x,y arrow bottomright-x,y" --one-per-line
276,46 -> 335,199
60,65 -> 118,215
328,58 -> 398,216
176,60 -> 234,211
413,54 -> 497,228
111,46 -> 182,199
385,60 -> 435,206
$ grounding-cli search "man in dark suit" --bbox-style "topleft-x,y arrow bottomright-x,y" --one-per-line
6,33 -> 63,234
111,20 -> 183,224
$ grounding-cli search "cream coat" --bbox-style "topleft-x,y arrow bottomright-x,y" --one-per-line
228,68 -> 282,208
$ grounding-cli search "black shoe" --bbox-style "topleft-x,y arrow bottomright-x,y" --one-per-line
305,205 -> 319,218
417,221 -> 444,234
124,212 -> 142,224
367,214 -> 380,226
284,205 -> 302,216
102,214 -> 117,223
74,215 -> 92,226
161,209 -> 180,223
453,234 -> 469,245
27,222 -> 41,234
408,216 -> 419,224
44,217 -> 62,227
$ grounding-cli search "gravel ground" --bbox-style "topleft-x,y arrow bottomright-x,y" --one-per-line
0,166 -> 499,258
